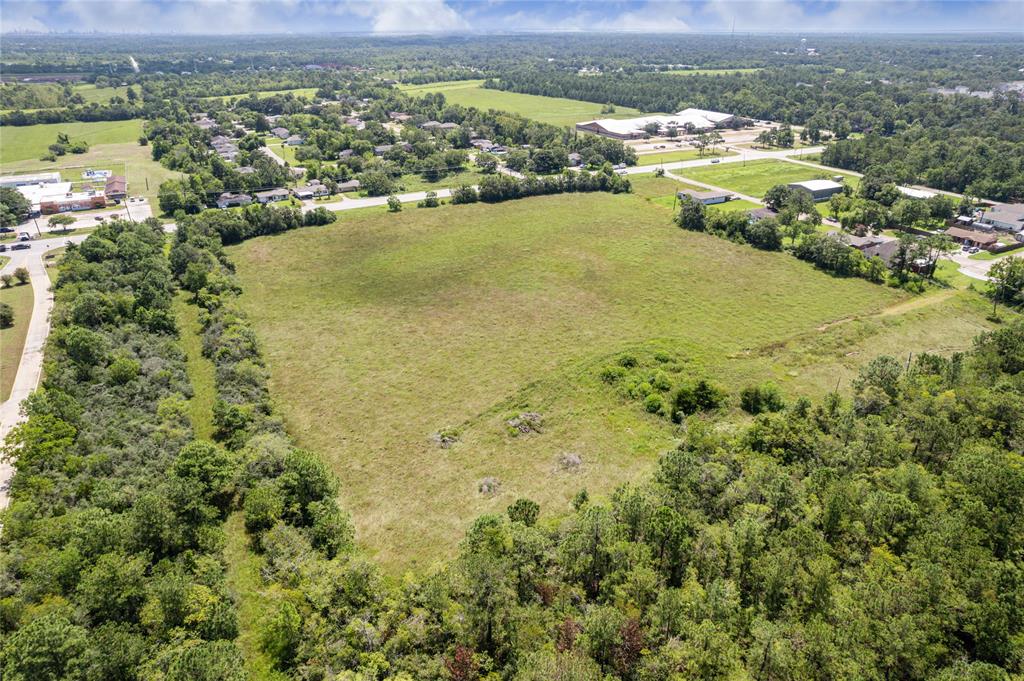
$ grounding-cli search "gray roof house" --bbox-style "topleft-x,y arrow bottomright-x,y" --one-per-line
678,188 -> 732,205
337,179 -> 361,193
980,204 -> 1024,232
254,188 -> 291,204
216,192 -> 252,209
285,134 -> 305,146
271,127 -> 290,139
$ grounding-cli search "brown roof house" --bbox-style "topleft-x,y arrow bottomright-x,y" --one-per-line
104,175 -> 127,201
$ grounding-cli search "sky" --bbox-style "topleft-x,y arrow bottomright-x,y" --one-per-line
2,0 -> 1022,35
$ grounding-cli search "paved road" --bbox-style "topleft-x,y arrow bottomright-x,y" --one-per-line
0,233 -> 90,510
261,146 -> 286,166
11,198 -> 154,236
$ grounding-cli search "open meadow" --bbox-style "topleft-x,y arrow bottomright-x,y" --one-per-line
398,79 -> 643,127
675,158 -> 860,197
225,189 -> 998,572
0,118 -> 143,164
635,148 -> 732,165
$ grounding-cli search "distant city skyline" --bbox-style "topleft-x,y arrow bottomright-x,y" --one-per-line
2,0 -> 1023,36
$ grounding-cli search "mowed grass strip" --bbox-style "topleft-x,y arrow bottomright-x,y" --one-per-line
635,148 -> 732,166
398,79 -> 643,127
0,119 -> 143,164
228,192 -> 905,572
0,281 -> 34,401
676,158 -> 860,198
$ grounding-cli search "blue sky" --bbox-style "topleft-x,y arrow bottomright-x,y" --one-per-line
2,0 -> 1021,34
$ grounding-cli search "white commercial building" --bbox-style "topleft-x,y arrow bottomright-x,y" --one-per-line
576,108 -> 736,139
16,182 -> 74,211
787,179 -> 845,201
0,171 -> 62,188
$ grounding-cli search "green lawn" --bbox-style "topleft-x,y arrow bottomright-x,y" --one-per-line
226,191 -> 935,572
264,139 -> 298,165
395,168 -> 485,194
635,148 -> 732,166
0,119 -> 144,164
709,199 -> 762,214
676,159 -> 860,198
0,140 -> 181,208
0,281 -> 34,401
398,80 -> 644,127
73,83 -> 131,104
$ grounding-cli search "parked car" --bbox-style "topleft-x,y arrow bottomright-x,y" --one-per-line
95,216 -> 105,221
11,243 -> 30,251
0,244 -> 8,252
18,232 -> 32,241
969,247 -> 980,254
0,227 -> 13,233
711,158 -> 721,164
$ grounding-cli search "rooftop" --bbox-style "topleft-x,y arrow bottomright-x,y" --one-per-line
789,179 -> 843,192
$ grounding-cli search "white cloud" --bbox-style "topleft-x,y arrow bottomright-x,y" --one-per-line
370,0 -> 470,33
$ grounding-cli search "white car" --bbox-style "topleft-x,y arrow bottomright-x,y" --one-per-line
18,231 -> 32,241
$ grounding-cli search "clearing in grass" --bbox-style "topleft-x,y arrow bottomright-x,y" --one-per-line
398,79 -> 643,127
675,158 -> 859,198
0,119 -> 143,164
223,191 -> 997,572
635,148 -> 732,166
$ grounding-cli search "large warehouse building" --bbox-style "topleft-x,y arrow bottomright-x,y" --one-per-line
576,108 -> 736,139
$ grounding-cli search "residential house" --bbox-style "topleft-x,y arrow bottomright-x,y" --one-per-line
389,112 -> 412,122
747,207 -> 779,222
568,152 -> 583,167
216,192 -> 252,209
237,166 -> 257,175
285,134 -> 305,146
255,188 -> 290,204
979,204 -> 1024,232
438,122 -> 460,132
337,179 -> 361,193
860,240 -> 901,267
945,226 -> 1000,249
338,149 -> 355,159
420,120 -> 443,131
678,188 -> 732,205
271,127 -> 290,139
373,144 -> 393,156
104,175 -> 128,201
293,181 -> 330,199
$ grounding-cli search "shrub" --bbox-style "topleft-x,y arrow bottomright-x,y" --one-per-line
451,185 -> 479,204
507,498 -> 541,526
672,379 -> 727,421
417,191 -> 441,208
387,194 -> 402,212
1,274 -> 13,288
302,206 -> 334,226
617,353 -> 638,368
643,393 -> 664,414
739,382 -> 785,414
14,266 -> 30,285
600,365 -> 627,383
243,482 -> 285,535
0,302 -> 12,328
649,370 -> 672,391
107,356 -> 141,385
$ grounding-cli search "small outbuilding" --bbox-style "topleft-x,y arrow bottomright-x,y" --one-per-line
787,179 -> 844,202
678,188 -> 732,205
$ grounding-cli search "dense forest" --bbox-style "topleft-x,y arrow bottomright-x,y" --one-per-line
2,214 -> 1023,680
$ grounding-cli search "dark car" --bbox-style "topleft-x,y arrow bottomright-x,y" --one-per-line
0,227 -> 13,233
0,244 -> 7,252
11,243 -> 30,251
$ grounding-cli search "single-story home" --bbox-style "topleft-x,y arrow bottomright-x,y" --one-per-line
438,122 -> 460,131
747,207 -> 779,222
946,226 -> 1000,249
828,231 -> 886,250
104,175 -> 128,201
389,112 -> 412,122
338,149 -> 355,159
979,203 -> 1024,232
568,152 -> 583,167
470,138 -> 493,149
271,127 -> 290,139
285,134 -> 305,146
293,182 -> 330,199
337,179 -> 361,193
373,144 -> 393,156
237,166 -> 257,175
788,179 -> 844,202
678,188 -> 732,205
860,240 -> 901,267
420,120 -> 443,130
217,192 -> 252,209
254,188 -> 291,204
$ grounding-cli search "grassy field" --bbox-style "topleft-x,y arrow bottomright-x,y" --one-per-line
663,68 -> 763,76
635,148 -> 731,166
204,87 -> 319,103
73,84 -> 131,104
0,281 -> 34,401
709,199 -> 763,214
395,168 -> 485,194
398,80 -> 644,127
676,159 -> 860,198
264,138 -> 298,165
0,119 -> 143,164
227,190 -> 980,572
0,141 -> 181,207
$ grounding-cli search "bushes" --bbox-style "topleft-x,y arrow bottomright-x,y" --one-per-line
477,169 -> 631,204
451,184 -> 479,204
671,379 -> 728,420
739,382 -> 785,414
0,302 -> 12,328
